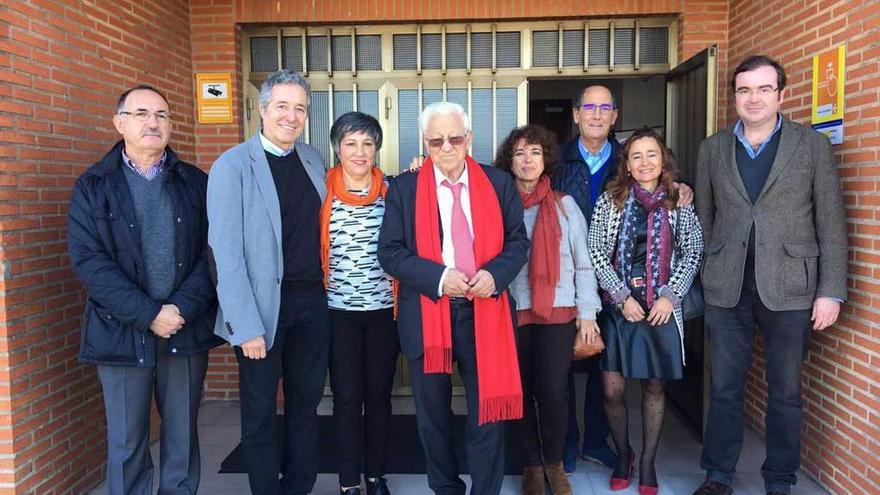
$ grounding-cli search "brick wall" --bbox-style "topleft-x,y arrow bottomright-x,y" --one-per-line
725,1 -> 880,494
0,1 -> 195,492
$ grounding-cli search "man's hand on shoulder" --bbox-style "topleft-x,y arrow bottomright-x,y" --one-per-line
811,297 -> 840,331
150,304 -> 185,338
674,182 -> 694,208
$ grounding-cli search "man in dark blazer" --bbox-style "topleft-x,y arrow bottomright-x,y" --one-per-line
378,102 -> 528,495
692,56 -> 847,495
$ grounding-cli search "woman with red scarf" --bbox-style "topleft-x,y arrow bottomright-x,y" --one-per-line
588,127 -> 703,495
495,125 -> 601,495
319,112 -> 397,495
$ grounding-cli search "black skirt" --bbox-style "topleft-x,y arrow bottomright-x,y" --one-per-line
599,303 -> 683,380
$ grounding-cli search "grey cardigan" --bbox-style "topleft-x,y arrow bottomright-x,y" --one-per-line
509,194 -> 601,321
207,133 -> 327,350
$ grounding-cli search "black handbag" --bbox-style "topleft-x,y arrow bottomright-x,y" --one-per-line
675,210 -> 705,321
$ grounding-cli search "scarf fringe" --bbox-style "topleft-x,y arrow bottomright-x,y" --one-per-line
423,346 -> 453,374
478,394 -> 524,425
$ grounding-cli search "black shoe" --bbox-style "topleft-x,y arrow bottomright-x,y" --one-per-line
692,480 -> 733,495
341,488 -> 362,495
366,477 -> 391,495
767,492 -> 787,495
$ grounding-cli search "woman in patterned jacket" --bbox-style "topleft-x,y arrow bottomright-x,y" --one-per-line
319,112 -> 397,495
588,127 -> 703,495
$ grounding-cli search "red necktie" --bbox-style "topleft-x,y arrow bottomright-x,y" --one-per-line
442,180 -> 477,279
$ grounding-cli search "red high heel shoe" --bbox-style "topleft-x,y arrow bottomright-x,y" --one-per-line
638,484 -> 659,495
609,451 -> 635,491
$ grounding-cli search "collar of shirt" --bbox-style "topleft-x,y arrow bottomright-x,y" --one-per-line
733,113 -> 783,159
433,163 -> 470,190
259,131 -> 295,157
121,148 -> 166,181
577,138 -> 612,175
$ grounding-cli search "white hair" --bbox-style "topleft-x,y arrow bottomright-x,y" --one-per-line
419,101 -> 471,135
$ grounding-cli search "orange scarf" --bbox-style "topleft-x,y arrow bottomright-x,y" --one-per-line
414,156 -> 523,425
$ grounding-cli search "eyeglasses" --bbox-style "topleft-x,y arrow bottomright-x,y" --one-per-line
425,134 -> 468,149
734,86 -> 779,98
118,110 -> 171,123
580,103 -> 614,114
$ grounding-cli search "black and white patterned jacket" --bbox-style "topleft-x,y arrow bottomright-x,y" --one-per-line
588,191 -> 703,361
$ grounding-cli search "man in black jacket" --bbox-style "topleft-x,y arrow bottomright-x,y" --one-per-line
67,85 -> 221,495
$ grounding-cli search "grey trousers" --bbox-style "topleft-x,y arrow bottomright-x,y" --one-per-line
97,339 -> 209,495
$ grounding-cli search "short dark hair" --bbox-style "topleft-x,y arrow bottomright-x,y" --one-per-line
572,85 -> 617,109
330,111 -> 383,156
117,84 -> 169,113
731,55 -> 787,92
493,124 -> 561,181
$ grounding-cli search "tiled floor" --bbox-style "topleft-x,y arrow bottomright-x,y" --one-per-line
88,379 -> 830,495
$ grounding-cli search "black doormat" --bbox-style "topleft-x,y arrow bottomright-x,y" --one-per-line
219,414 -> 523,475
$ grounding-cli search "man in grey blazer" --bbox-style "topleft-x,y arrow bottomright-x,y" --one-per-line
207,70 -> 329,495
692,56 -> 847,495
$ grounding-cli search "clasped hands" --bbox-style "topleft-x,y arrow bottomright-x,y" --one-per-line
442,268 -> 495,299
620,295 -> 674,326
150,304 -> 185,338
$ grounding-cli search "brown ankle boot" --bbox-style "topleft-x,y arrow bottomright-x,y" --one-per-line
544,462 -> 573,495
522,465 -> 545,495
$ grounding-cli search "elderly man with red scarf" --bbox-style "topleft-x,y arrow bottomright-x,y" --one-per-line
378,101 -> 529,495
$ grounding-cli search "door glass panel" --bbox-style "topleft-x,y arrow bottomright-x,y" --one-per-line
496,88 -> 518,154
470,88 -> 493,164
446,33 -> 467,69
307,91 -> 331,164
588,29 -> 610,66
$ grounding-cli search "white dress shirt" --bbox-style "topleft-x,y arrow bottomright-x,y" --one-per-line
434,164 -> 474,296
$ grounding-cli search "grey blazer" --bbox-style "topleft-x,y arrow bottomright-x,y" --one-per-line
695,118 -> 847,311
207,133 -> 327,350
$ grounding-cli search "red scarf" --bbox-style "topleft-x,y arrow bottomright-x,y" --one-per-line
518,175 -> 562,319
415,156 -> 522,425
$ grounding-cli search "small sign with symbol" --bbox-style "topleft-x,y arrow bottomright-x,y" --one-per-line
196,73 -> 233,124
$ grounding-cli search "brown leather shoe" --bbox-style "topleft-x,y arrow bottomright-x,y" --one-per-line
522,465 -> 545,495
544,462 -> 573,495
692,480 -> 733,495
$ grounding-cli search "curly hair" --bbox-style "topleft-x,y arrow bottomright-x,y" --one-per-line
493,125 -> 561,181
606,127 -> 679,210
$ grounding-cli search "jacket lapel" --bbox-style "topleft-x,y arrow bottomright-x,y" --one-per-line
720,130 -> 751,203
755,119 -> 800,205
247,134 -> 283,245
298,147 -> 327,201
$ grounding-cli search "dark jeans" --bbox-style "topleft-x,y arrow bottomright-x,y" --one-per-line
408,299 -> 506,495
329,307 -> 400,487
564,354 -> 611,460
701,259 -> 812,494
513,321 -> 577,466
236,285 -> 331,495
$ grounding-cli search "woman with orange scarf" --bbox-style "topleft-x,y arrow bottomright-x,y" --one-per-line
495,125 -> 602,495
320,112 -> 397,495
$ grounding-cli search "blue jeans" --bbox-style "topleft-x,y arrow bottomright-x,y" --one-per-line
564,355 -> 610,462
701,259 -> 812,495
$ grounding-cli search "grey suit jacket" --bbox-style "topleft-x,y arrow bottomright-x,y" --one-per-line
207,133 -> 327,349
695,118 -> 847,311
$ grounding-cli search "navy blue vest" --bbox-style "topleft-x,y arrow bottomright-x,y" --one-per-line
735,128 -> 782,256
